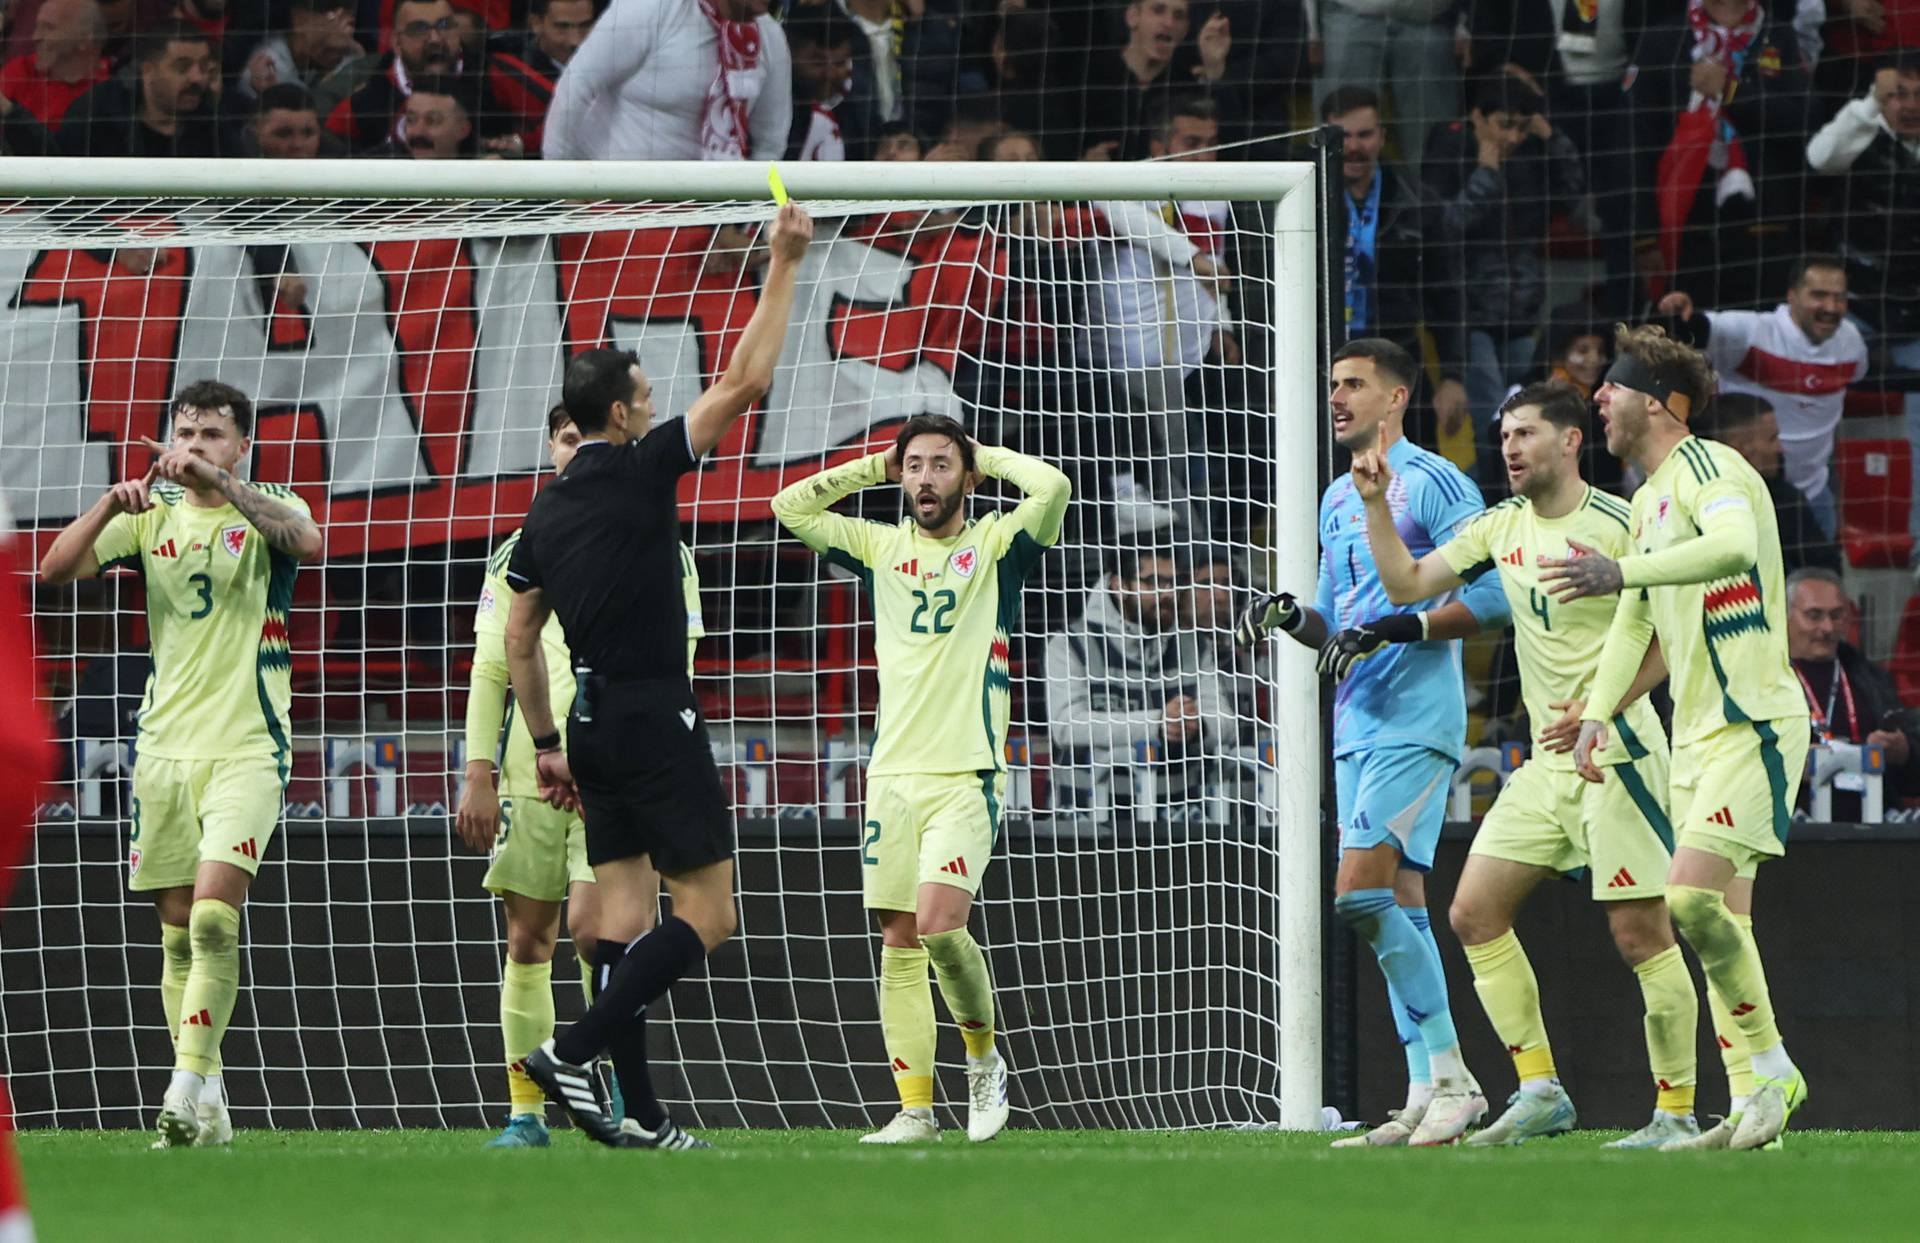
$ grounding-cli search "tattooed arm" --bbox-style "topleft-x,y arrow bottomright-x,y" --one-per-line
214,468 -> 323,562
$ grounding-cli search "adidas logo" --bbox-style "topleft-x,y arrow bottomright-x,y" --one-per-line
1707,806 -> 1736,828
183,1008 -> 211,1027
938,856 -> 969,879
891,1057 -> 910,1072
151,539 -> 178,558
1501,547 -> 1524,567
893,559 -> 920,577
1606,867 -> 1636,889
1718,1035 -> 1735,1050
232,838 -> 259,861
960,1020 -> 986,1030
1729,1001 -> 1756,1017
1507,1044 -> 1524,1055
1657,1079 -> 1673,1091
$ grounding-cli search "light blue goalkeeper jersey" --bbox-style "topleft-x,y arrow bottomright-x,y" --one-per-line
1315,435 -> 1509,763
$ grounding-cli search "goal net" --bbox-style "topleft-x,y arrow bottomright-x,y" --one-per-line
0,159 -> 1322,1132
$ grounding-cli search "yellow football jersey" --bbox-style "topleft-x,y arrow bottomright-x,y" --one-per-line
92,482 -> 309,764
772,446 -> 1070,777
475,532 -> 703,791
1585,436 -> 1804,745
1438,486 -> 1664,768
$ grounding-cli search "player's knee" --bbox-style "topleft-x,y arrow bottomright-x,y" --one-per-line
918,926 -> 974,968
505,922 -> 558,964
187,898 -> 240,956
1332,888 -> 1393,937
1606,903 -> 1675,965
1447,895 -> 1506,947
1664,884 -> 1721,936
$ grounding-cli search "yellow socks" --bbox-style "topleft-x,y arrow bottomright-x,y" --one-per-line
1463,930 -> 1555,1083
1670,887 -> 1783,1067
160,922 -> 192,1047
174,899 -> 241,1077
920,928 -> 997,1060
1631,944 -> 1698,1114
1707,913 -> 1760,1103
501,958 -> 555,1115
880,946 -> 936,1109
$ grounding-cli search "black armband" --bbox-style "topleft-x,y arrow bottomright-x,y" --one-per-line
531,730 -> 562,752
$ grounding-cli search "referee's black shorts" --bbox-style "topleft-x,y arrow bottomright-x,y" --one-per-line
568,676 -> 733,874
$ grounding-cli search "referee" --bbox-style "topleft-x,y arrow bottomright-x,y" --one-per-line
508,204 -> 813,1149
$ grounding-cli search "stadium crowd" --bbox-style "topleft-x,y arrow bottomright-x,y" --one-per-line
7,0 -> 1920,814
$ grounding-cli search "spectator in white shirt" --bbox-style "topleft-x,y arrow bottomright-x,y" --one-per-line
543,0 -> 790,161
1658,255 -> 1870,535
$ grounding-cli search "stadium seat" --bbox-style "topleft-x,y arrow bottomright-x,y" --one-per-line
1835,439 -> 1915,569
1893,595 -> 1920,709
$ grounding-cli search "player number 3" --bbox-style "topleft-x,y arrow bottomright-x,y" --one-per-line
187,572 -> 214,620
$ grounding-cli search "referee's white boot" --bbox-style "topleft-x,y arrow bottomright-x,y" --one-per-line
860,1108 -> 940,1144
965,1050 -> 1010,1142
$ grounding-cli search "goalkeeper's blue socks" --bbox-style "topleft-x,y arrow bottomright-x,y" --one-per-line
1335,889 -> 1461,1076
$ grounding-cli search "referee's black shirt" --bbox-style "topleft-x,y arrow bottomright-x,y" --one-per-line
504,418 -> 700,681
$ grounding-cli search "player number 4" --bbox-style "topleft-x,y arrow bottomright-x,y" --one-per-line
1529,587 -> 1551,632
909,588 -> 956,635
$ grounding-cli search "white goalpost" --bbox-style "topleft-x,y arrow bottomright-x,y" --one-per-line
0,158 -> 1323,1133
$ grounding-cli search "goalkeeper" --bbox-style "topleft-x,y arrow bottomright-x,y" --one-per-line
455,404 -> 705,1148
771,415 -> 1070,1145
1236,339 -> 1507,1146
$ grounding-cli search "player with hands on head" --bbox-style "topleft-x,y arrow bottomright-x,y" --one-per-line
773,411 -> 1070,1145
1539,324 -> 1813,1151
1237,338 -> 1509,1147
1358,381 -> 1704,1148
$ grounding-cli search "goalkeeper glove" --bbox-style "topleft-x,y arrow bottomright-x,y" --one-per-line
1316,613 -> 1426,681
1234,591 -> 1302,646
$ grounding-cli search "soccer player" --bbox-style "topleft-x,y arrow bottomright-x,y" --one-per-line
1355,381 -> 1702,1148
509,203 -> 813,1149
770,414 -> 1070,1144
455,404 -> 706,1147
1234,338 -> 1508,1147
39,380 -> 322,1147
1543,324 -> 1812,1150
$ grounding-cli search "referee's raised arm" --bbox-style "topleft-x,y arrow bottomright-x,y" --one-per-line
684,204 -> 815,457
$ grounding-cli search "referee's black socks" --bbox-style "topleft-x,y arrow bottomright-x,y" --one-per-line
554,916 -> 705,1081
589,937 -> 668,1130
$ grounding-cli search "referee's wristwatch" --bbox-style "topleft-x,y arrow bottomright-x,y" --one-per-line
531,730 -> 562,753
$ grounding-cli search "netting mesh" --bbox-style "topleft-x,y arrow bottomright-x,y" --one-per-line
3,187 -> 1301,1130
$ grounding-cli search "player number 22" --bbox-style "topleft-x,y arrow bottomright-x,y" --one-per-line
909,589 -> 956,635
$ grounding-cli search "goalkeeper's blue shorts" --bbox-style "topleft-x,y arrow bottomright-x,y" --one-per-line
1334,745 -> 1457,872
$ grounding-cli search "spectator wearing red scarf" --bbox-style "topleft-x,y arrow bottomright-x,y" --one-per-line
542,0 -> 791,162
1625,0 -> 1814,305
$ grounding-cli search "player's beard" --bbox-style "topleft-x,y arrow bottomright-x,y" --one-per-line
910,485 -> 964,532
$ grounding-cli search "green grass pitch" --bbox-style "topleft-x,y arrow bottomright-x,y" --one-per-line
20,1127 -> 1920,1242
